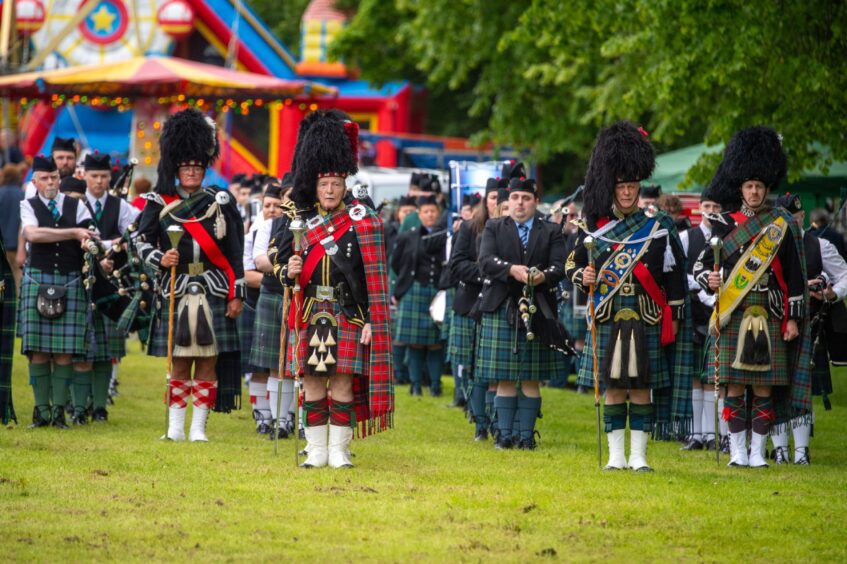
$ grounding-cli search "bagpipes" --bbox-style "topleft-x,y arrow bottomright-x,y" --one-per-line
512,267 -> 579,358
84,221 -> 153,341
110,158 -> 138,199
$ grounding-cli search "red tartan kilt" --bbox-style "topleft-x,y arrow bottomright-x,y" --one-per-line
285,300 -> 369,378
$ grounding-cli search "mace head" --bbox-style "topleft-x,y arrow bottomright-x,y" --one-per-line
584,235 -> 596,251
709,236 -> 723,251
289,217 -> 306,252
166,225 -> 184,249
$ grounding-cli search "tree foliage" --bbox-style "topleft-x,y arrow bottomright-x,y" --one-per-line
332,0 -> 847,185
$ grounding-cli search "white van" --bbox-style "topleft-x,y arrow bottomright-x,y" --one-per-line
346,167 -> 448,204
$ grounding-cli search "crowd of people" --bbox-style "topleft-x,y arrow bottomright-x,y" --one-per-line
4,109 -> 846,472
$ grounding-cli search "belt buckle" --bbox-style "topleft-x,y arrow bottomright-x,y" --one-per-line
315,285 -> 335,301
620,283 -> 635,296
187,262 -> 204,276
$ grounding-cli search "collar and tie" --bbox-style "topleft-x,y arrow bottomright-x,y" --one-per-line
517,222 -> 530,248
47,199 -> 60,221
94,199 -> 103,221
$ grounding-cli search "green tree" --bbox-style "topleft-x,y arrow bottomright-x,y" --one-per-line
333,0 -> 847,187
249,0 -> 312,57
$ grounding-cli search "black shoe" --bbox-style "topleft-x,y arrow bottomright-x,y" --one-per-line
430,389 -> 443,398
518,437 -> 538,451
719,435 -> 730,454
703,438 -> 717,451
450,397 -> 466,408
680,438 -> 704,451
28,406 -> 50,429
794,447 -> 811,465
474,428 -> 489,441
494,434 -> 514,450
266,425 -> 289,440
51,408 -> 69,430
72,412 -> 88,426
773,446 -> 790,465
633,465 -> 654,473
92,408 -> 108,422
256,422 -> 273,435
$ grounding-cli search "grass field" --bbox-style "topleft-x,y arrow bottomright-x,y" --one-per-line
2,340 -> 846,562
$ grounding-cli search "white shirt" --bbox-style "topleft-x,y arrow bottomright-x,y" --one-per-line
21,191 -> 92,231
252,216 -> 274,262
820,237 -> 847,301
243,215 -> 263,271
85,191 -> 140,247
680,222 -> 715,307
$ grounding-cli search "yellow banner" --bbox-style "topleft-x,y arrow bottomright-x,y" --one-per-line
710,216 -> 788,332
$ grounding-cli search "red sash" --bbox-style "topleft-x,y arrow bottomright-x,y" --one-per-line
632,262 -> 675,346
161,194 -> 237,301
288,210 -> 353,329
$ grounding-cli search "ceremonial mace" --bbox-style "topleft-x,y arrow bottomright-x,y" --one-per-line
289,217 -> 307,466
584,235 -> 603,469
164,225 -> 184,436
710,236 -> 723,466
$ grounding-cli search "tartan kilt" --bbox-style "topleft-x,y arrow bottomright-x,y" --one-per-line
286,300 -> 367,377
695,340 -> 712,385
714,290 -> 790,386
238,298 -> 258,373
394,281 -> 442,346
448,312 -> 477,369
85,314 -> 127,362
559,298 -> 586,340
440,289 -> 453,342
148,292 -> 239,357
249,291 -> 284,371
475,305 -> 566,383
576,294 -> 671,391
20,268 -> 91,356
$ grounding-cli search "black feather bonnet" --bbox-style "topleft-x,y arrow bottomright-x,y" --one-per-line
156,108 -> 220,196
582,121 -> 655,227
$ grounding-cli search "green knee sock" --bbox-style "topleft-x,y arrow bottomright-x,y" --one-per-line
71,369 -> 92,416
92,361 -> 112,410
52,364 -> 74,417
29,362 -> 52,420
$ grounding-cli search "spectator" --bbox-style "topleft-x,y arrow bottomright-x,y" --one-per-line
0,129 -> 24,171
0,163 -> 24,288
658,193 -> 691,231
130,176 -> 152,211
809,207 -> 847,260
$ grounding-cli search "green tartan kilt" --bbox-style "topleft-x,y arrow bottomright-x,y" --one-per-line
286,300 -> 367,377
394,281 -> 442,346
559,297 -> 586,339
475,305 -> 566,383
713,290 -> 790,387
85,314 -> 127,362
696,340 -> 713,385
249,290 -> 284,371
447,312 -> 477,370
238,297 -> 258,373
448,312 -> 476,369
148,292 -> 239,357
440,289 -> 453,342
20,268 -> 91,356
576,294 -> 671,391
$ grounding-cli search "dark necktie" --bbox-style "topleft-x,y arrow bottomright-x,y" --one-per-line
518,223 -> 529,248
48,199 -> 60,221
95,200 -> 103,221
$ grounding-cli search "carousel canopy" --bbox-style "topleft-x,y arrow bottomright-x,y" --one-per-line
0,56 -> 337,100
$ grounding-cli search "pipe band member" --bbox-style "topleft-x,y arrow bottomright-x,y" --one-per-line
273,109 -> 394,469
137,108 -> 245,443
566,122 -> 690,471
693,127 -> 809,468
